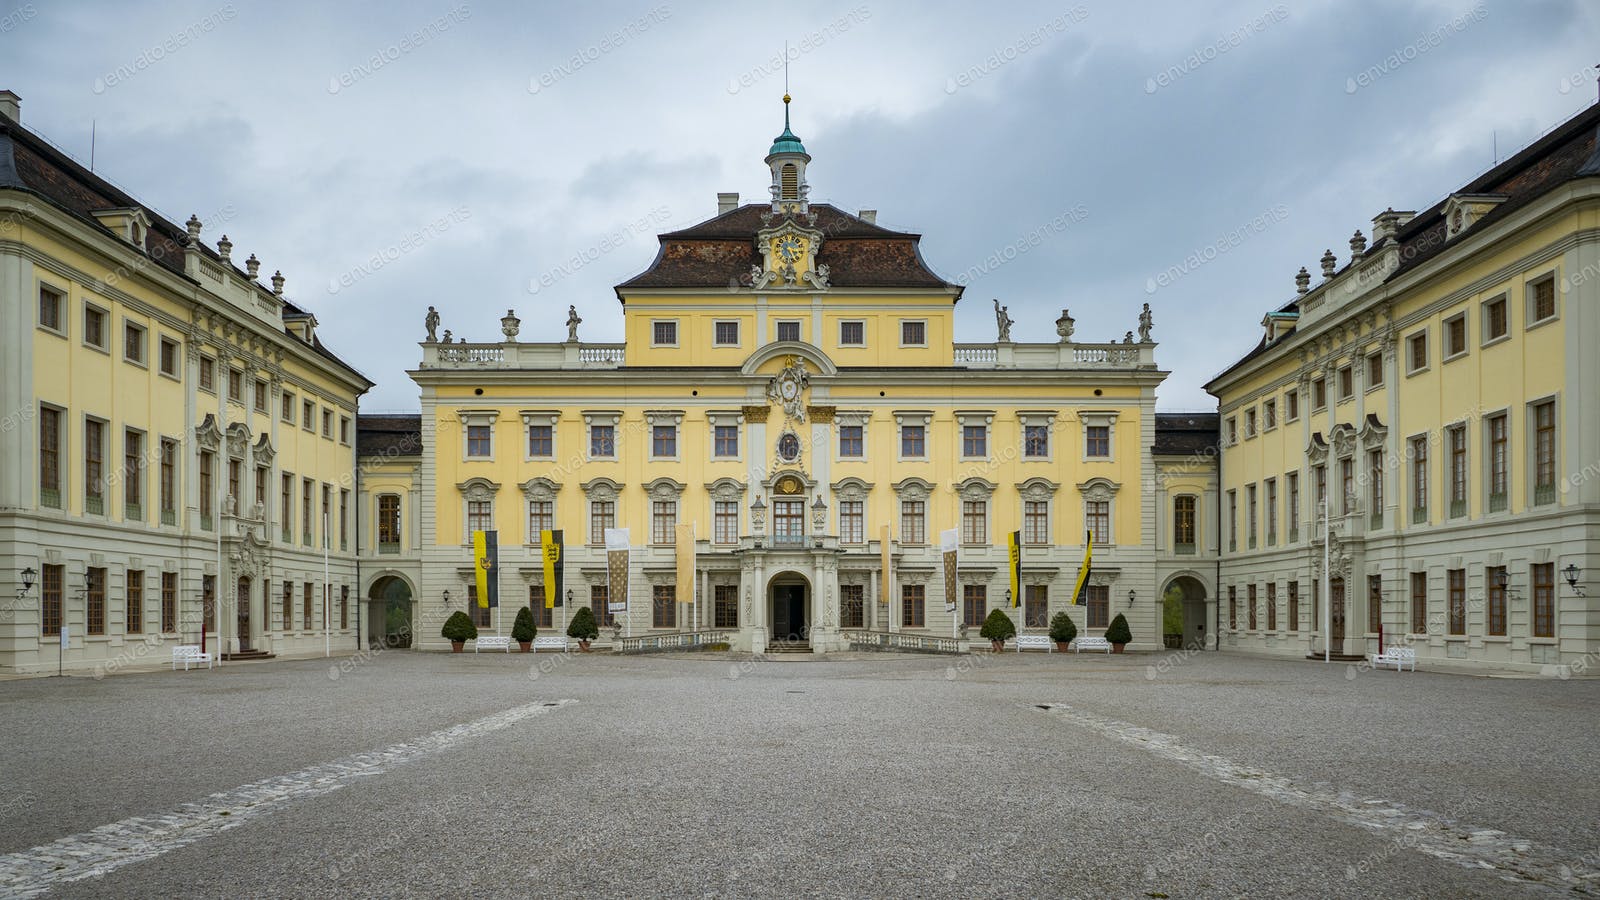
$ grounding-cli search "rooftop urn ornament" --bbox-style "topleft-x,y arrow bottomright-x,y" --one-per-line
1123,331 -> 1135,344
1055,308 -> 1075,343
246,253 -> 260,279
185,213 -> 202,244
501,308 -> 521,342
424,306 -> 440,343
1349,229 -> 1367,256
442,329 -> 452,344
217,234 -> 232,262
993,299 -> 1013,342
1321,249 -> 1337,279
1138,303 -> 1154,343
1296,267 -> 1311,294
566,305 -> 582,342
271,270 -> 285,295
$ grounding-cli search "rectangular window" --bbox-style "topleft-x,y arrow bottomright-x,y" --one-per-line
1285,390 -> 1299,422
1338,365 -> 1353,400
713,320 -> 740,346
1533,400 -> 1556,504
1410,572 -> 1428,634
302,478 -> 314,544
838,320 -> 864,346
590,585 -> 615,627
379,494 -> 401,550
1226,489 -> 1237,551
900,500 -> 926,544
900,424 -> 925,457
341,416 -> 352,445
302,400 -> 314,430
1340,458 -> 1354,516
1444,313 -> 1468,359
773,499 -> 804,542
1312,377 -> 1327,410
228,368 -> 243,403
41,563 -> 63,635
1266,582 -> 1277,631
651,501 -> 677,544
85,418 -> 105,514
1229,586 -> 1237,629
901,584 -> 925,628
39,406 -> 61,508
838,425 -> 863,458
1025,424 -> 1051,458
1483,295 -> 1508,342
840,584 -> 864,628
652,320 -> 677,346
1245,409 -> 1256,438
1315,464 -> 1329,515
960,582 -> 985,624
1532,563 -> 1555,638
159,337 -> 179,377
340,585 -> 349,630
1528,275 -> 1556,324
1086,585 -> 1109,629
203,575 -> 216,633
1486,566 -> 1507,636
1024,500 -> 1049,545
714,500 -> 739,544
1287,473 -> 1299,541
528,500 -> 553,538
282,581 -> 293,631
83,304 -> 106,349
199,356 -> 215,392
466,500 -> 492,533
1366,353 -> 1383,389
1368,574 -> 1383,634
1410,436 -> 1428,521
529,586 -> 552,630
304,582 -> 314,630
280,473 -> 293,542
652,585 -> 676,628
527,424 -> 553,458
1024,584 -> 1048,629
1287,581 -> 1299,632
1265,478 -> 1277,545
961,500 -> 987,545
1487,414 -> 1508,511
281,391 -> 294,422
713,424 -> 739,457
1247,484 -> 1257,548
1173,496 -> 1195,551
1086,500 -> 1110,545
1226,417 -> 1237,445
1263,399 -> 1276,429
1247,584 -> 1258,630
1407,332 -> 1428,374
589,500 -> 615,545
86,566 -> 106,635
900,320 -> 926,346
1449,425 -> 1468,516
162,571 -> 177,633
126,570 -> 144,634
839,500 -> 864,544
123,429 -> 143,518
776,320 -> 800,342
962,425 -> 986,458
255,467 -> 269,521
715,584 -> 740,628
651,424 -> 677,458
321,484 -> 332,548
1084,425 -> 1109,458
254,379 -> 269,413
124,321 -> 146,365
38,285 -> 63,331
228,459 -> 242,512
321,409 -> 333,438
466,424 -> 492,457
1368,449 -> 1384,525
590,425 -> 615,458
1447,569 -> 1466,635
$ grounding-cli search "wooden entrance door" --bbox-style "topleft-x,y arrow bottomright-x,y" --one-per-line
1329,576 -> 1345,655
771,584 -> 808,642
237,576 -> 252,652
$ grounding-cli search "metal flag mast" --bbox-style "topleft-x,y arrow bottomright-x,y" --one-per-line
1322,499 -> 1331,664
323,512 -> 331,657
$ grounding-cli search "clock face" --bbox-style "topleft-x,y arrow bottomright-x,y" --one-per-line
776,236 -> 802,262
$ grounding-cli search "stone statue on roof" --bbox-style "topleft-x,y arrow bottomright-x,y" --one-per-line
424,306 -> 440,343
1138,303 -> 1154,343
566,305 -> 582,342
994,299 -> 1013,342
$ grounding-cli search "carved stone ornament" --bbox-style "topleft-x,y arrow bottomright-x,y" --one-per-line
958,477 -> 997,503
1017,478 -> 1059,503
706,478 -> 746,503
1307,434 -> 1330,465
647,477 -> 686,502
1330,424 -> 1357,459
581,477 -> 620,504
741,405 -> 770,424
226,422 -> 250,459
775,428 -> 802,466
194,415 -> 222,452
1359,415 -> 1389,450
893,477 -> 932,503
1076,478 -> 1121,503
766,356 -> 810,424
521,477 -> 561,503
252,434 -> 275,466
458,477 -> 501,503
831,478 -> 872,503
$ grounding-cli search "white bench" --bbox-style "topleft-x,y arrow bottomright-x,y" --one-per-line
172,645 -> 212,671
474,635 -> 512,653
1370,646 -> 1416,672
1073,636 -> 1111,654
532,635 -> 569,653
1014,634 -> 1054,653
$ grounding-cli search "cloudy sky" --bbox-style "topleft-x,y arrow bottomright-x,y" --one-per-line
5,0 -> 1595,410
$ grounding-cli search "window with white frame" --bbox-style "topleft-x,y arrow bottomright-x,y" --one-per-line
652,424 -> 677,458
528,500 -> 553,537
713,320 -> 740,346
651,320 -> 678,346
1526,273 -> 1556,326
899,500 -> 926,544
83,302 -> 107,350
838,424 -> 864,458
776,320 -> 801,342
589,500 -> 615,545
961,500 -> 987,545
900,320 -> 926,347
124,321 -> 147,365
839,500 -> 864,544
1482,294 -> 1508,343
900,423 -> 925,458
1024,500 -> 1049,545
838,320 -> 864,346
1080,412 -> 1116,460
1406,331 -> 1428,374
38,284 -> 64,333
714,500 -> 739,544
1443,312 -> 1468,360
651,501 -> 677,544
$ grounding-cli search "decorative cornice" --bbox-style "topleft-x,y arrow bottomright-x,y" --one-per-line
741,405 -> 770,423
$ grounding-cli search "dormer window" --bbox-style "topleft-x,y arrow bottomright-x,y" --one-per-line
1443,193 -> 1508,240
90,207 -> 153,247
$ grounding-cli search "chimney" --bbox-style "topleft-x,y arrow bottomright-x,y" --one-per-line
0,90 -> 18,123
717,192 -> 739,215
858,209 -> 877,224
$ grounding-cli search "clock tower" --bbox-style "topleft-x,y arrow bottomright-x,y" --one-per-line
765,94 -> 810,215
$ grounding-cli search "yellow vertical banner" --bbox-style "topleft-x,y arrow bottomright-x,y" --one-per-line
1008,530 -> 1021,607
540,529 -> 563,609
880,524 -> 893,610
1072,530 -> 1093,605
472,530 -> 498,608
675,522 -> 695,605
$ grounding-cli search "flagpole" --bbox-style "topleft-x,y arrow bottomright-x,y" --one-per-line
1322,500 -> 1331,664
323,512 -> 330,658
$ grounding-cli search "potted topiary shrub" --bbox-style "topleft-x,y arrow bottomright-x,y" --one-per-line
567,606 -> 600,652
1048,611 -> 1078,652
979,608 -> 1016,653
1104,613 -> 1133,653
441,610 -> 477,653
511,606 -> 537,652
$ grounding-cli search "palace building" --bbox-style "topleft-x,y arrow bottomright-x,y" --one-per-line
0,91 -> 371,674
390,97 -> 1183,654
1206,100 -> 1600,674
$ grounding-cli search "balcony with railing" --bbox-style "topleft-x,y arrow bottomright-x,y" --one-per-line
420,340 -> 628,370
40,487 -> 60,509
1488,492 -> 1507,513
1412,506 -> 1427,525
125,501 -> 143,521
378,540 -> 401,555
86,494 -> 104,516
1534,483 -> 1556,506
161,507 -> 177,526
1369,508 -> 1383,529
1449,499 -> 1468,519
953,341 -> 1157,370
1174,542 -> 1196,555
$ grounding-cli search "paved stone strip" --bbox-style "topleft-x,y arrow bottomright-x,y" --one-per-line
0,699 -> 575,898
1037,703 -> 1600,897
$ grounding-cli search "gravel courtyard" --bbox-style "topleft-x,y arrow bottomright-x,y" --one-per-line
2,648 -> 1597,899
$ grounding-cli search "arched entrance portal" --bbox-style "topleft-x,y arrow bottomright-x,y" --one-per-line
768,572 -> 812,648
1161,575 -> 1209,650
367,575 -> 414,649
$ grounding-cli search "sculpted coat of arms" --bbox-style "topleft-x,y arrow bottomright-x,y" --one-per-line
766,356 -> 810,424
